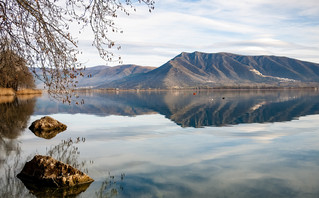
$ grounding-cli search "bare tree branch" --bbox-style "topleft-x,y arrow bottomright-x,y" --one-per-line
0,0 -> 155,103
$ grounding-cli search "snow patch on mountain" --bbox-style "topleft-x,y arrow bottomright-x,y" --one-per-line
250,68 -> 296,82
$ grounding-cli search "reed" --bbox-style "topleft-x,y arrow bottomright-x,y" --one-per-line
0,88 -> 15,96
16,89 -> 42,95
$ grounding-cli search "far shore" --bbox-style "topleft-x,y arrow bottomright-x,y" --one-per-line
73,86 -> 319,93
2,86 -> 318,97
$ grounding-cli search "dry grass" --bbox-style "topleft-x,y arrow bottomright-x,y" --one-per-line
16,89 -> 42,95
0,88 -> 42,102
0,88 -> 15,96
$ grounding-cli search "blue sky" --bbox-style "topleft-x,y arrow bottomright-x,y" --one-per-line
77,0 -> 319,67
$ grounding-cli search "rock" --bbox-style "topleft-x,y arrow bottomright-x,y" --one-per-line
32,130 -> 64,139
17,155 -> 94,189
29,116 -> 67,139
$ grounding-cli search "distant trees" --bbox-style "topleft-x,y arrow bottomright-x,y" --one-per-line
0,50 -> 35,91
0,0 -> 154,101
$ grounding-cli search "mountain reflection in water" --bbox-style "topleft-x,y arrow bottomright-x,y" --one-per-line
35,89 -> 319,127
2,90 -> 319,197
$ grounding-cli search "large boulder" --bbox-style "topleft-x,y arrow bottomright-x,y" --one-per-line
17,155 -> 94,189
29,116 -> 67,139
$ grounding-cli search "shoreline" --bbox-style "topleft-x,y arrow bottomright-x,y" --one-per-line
0,88 -> 42,96
73,86 -> 319,93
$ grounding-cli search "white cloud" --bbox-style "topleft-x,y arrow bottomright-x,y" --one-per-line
75,0 -> 319,66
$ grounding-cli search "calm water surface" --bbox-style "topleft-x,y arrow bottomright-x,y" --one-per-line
1,90 -> 319,197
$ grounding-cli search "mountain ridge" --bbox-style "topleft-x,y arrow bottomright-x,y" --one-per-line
76,64 -> 156,88
97,52 -> 319,89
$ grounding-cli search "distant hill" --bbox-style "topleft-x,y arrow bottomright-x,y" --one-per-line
76,64 -> 156,88
97,52 -> 319,89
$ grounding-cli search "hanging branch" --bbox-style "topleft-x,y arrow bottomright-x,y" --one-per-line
0,0 -> 155,103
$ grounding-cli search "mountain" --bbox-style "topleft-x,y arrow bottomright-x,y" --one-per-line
33,64 -> 155,89
76,64 -> 156,88
98,52 -> 319,89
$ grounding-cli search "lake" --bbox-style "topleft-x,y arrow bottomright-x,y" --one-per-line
1,89 -> 319,197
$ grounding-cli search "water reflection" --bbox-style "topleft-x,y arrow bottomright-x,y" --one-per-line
21,182 -> 92,198
0,97 -> 36,139
21,138 -> 92,197
0,137 -> 91,198
0,95 -> 93,197
35,89 -> 319,127
79,116 -> 319,198
95,173 -> 126,198
2,90 -> 319,197
0,96 -> 37,175
46,137 -> 89,172
0,96 -> 38,197
0,145 -> 31,198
